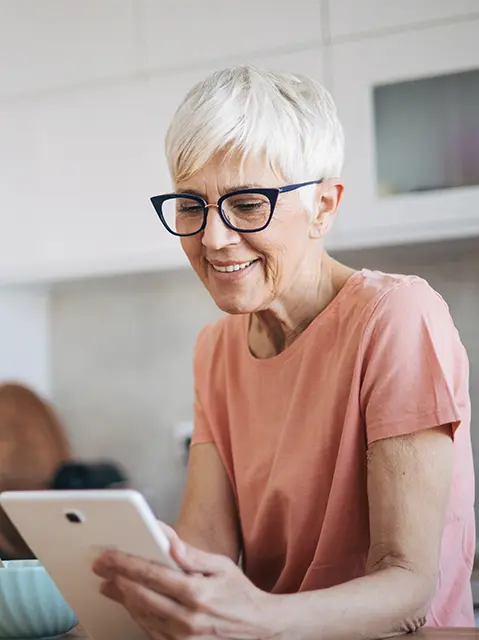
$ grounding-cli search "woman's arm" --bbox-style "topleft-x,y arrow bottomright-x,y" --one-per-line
173,442 -> 242,563
271,424 -> 453,640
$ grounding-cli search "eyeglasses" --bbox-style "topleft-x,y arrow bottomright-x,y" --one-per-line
150,179 -> 324,237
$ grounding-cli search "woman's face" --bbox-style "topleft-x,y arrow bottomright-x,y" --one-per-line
177,151 -> 337,315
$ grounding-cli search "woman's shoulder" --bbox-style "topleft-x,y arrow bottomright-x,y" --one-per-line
351,270 -> 461,360
337,269 -> 456,349
352,269 -> 449,320
355,268 -> 436,296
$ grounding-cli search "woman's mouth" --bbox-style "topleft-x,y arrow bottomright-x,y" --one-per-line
211,260 -> 257,273
208,259 -> 259,279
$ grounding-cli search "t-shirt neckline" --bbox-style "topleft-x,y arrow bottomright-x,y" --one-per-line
242,269 -> 367,366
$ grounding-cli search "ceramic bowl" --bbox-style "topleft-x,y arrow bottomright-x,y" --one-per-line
0,560 -> 78,639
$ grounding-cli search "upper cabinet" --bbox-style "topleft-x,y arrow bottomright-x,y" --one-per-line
0,1 -> 139,99
0,76 -> 186,284
328,0 -> 478,40
0,0 -> 325,101
139,0 -> 323,71
0,46 -> 324,285
329,18 -> 479,250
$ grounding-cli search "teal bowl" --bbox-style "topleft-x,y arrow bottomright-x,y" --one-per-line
0,560 -> 78,639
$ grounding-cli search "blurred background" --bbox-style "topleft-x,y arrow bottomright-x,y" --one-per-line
0,0 -> 478,575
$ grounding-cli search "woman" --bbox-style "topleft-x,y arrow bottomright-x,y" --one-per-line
94,66 -> 475,639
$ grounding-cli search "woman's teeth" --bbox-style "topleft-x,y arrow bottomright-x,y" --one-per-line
212,260 -> 255,273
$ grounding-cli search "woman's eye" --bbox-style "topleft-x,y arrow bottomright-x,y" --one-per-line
179,205 -> 202,214
234,201 -> 264,211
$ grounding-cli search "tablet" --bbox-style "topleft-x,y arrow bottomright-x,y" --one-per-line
0,489 -> 179,640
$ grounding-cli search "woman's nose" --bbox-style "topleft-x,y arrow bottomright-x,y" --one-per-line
201,205 -> 240,250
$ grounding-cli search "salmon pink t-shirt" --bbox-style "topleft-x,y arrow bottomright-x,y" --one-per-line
191,270 -> 475,627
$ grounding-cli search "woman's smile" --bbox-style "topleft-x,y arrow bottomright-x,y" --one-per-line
207,258 -> 260,281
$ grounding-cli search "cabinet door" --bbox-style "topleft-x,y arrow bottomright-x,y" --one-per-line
139,0 -> 323,72
328,0 -> 478,41
0,76 -> 191,285
0,1 -> 138,100
329,19 -> 479,250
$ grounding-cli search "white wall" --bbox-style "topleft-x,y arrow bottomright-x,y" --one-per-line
0,287 -> 51,396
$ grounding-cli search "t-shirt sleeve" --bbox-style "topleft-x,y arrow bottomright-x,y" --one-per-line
360,279 -> 469,445
191,325 -> 215,446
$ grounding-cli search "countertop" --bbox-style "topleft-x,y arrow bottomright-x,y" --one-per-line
59,627 -> 479,639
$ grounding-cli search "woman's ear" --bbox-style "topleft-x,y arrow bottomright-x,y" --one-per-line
310,180 -> 344,239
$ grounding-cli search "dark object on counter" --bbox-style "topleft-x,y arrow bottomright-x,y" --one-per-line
49,461 -> 128,490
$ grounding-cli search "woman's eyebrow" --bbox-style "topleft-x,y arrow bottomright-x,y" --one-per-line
178,188 -> 206,197
224,184 -> 263,192
178,184 -> 264,197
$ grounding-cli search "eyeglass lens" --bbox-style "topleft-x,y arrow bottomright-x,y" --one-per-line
161,193 -> 272,235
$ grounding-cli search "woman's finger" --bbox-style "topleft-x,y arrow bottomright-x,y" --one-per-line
100,579 -> 125,604
157,521 -> 178,542
135,614 -> 176,640
95,551 -> 202,606
102,574 -> 209,636
170,538 -> 229,575
100,582 -> 174,640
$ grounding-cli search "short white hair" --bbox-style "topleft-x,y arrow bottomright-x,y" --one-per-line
165,65 -> 344,189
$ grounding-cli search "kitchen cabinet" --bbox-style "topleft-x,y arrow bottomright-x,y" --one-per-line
0,0 -> 325,103
328,0 -> 478,41
0,76 -> 188,285
329,19 -> 479,250
0,1 -> 139,100
0,47 -> 325,284
139,0 -> 323,72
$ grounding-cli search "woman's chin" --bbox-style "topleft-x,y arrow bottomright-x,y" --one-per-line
211,293 -> 260,316
215,301 -> 253,316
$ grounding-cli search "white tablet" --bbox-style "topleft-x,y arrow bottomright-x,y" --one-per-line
0,489 -> 179,640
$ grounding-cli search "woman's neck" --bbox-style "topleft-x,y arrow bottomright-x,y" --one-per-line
248,253 -> 356,359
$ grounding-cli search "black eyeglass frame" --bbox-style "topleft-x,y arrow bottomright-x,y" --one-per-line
150,179 -> 324,237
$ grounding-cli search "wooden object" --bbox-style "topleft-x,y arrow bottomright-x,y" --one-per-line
0,383 -> 71,558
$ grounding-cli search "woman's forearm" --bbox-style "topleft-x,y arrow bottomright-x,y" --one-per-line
173,519 -> 241,563
270,566 -> 434,640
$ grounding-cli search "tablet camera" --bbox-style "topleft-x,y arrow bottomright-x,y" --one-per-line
65,510 -> 84,524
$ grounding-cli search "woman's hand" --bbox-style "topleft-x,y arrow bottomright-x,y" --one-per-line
93,534 -> 284,640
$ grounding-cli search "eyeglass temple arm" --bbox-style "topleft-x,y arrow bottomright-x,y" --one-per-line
279,179 -> 324,194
